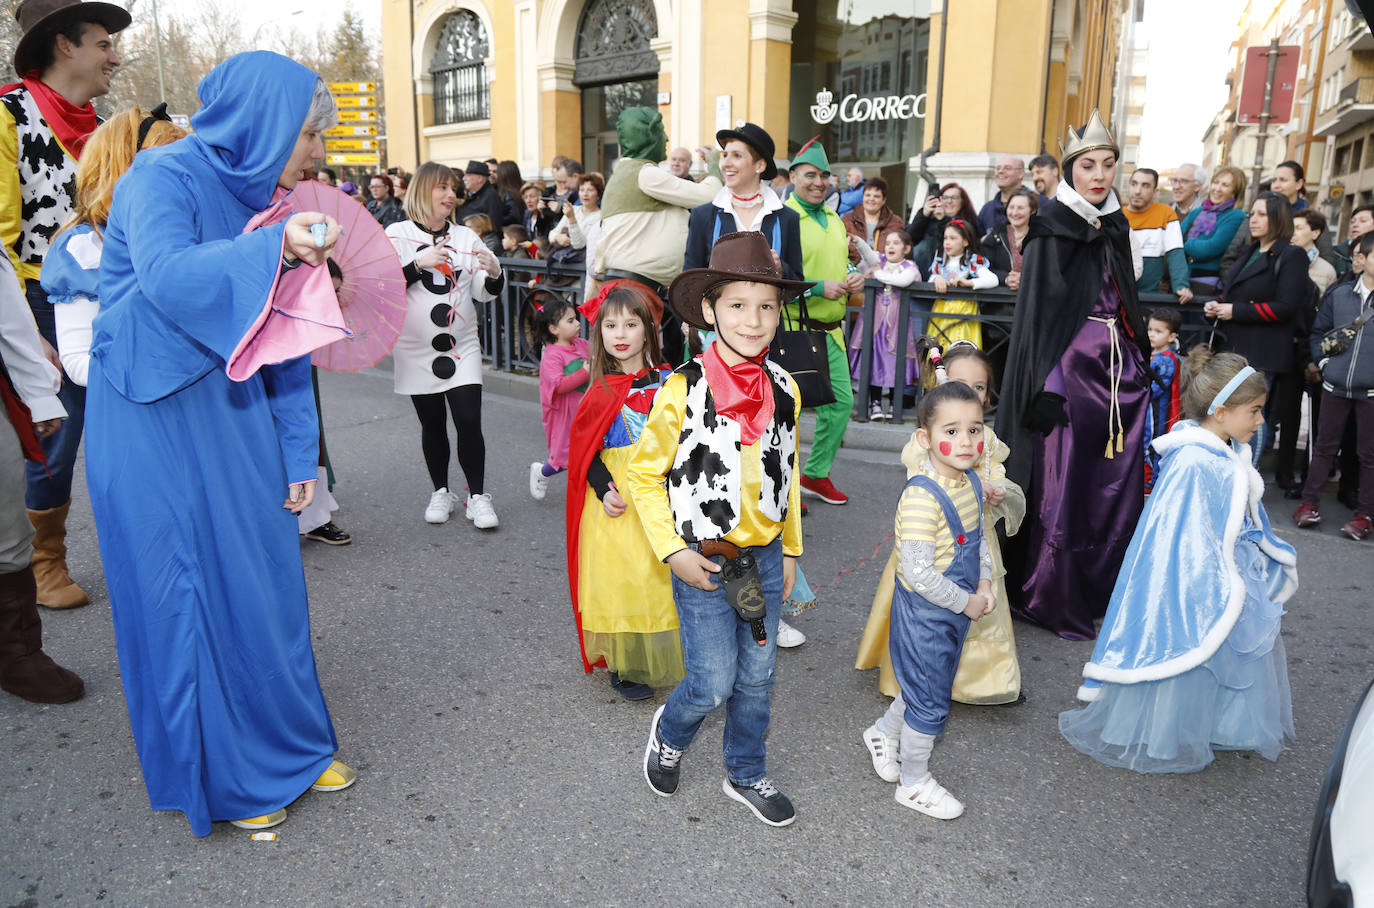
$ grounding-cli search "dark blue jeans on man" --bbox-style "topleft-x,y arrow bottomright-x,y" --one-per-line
656,537 -> 784,787
24,281 -> 84,510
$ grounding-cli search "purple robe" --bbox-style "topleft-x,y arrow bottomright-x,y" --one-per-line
1011,268 -> 1148,639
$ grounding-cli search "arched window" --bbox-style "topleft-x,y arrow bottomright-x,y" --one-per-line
573,0 -> 659,86
430,10 -> 490,125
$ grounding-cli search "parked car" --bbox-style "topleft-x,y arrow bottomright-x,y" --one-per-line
1307,677 -> 1374,906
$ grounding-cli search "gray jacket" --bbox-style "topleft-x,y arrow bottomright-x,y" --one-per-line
1312,277 -> 1374,398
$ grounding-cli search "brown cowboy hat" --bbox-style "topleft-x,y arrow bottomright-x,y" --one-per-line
13,0 -> 131,76
667,231 -> 812,330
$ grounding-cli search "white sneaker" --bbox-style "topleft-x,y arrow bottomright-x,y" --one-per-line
424,488 -> 456,524
466,493 -> 499,529
894,773 -> 964,820
776,619 -> 806,648
862,724 -> 901,782
869,401 -> 885,421
529,462 -> 548,500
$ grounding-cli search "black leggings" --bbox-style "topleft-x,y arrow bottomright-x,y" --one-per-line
410,385 -> 485,495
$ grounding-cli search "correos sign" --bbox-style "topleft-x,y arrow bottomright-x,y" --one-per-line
810,87 -> 927,125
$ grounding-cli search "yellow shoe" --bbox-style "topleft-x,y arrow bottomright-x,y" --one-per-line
310,759 -> 357,792
229,809 -> 286,830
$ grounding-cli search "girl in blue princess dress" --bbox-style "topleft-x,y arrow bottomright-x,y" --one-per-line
1059,350 -> 1297,773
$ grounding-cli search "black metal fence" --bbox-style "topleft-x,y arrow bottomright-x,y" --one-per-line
485,258 -> 1217,426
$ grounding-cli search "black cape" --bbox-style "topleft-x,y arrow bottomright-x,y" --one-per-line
994,197 -> 1150,487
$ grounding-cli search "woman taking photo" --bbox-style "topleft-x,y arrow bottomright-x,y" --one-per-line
842,176 -> 902,264
387,162 -> 506,531
1181,165 -> 1248,292
1204,192 -> 1311,468
87,52 -> 355,835
906,182 -> 978,274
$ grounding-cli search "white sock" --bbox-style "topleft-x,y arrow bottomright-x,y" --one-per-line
899,727 -> 936,786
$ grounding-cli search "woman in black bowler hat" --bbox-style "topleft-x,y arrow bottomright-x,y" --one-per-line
386,161 -> 506,530
682,122 -> 804,283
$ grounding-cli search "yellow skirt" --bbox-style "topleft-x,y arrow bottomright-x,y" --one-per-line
927,297 -> 982,349
577,445 -> 683,688
854,536 -> 1021,705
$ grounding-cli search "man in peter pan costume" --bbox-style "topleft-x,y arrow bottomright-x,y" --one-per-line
785,137 -> 864,505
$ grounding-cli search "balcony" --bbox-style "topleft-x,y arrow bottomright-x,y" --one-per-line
1314,77 -> 1374,137
1348,20 -> 1374,52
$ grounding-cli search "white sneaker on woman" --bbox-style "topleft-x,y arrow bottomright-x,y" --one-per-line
466,493 -> 499,529
529,462 -> 548,500
894,773 -> 964,819
424,488 -> 456,524
776,619 -> 806,648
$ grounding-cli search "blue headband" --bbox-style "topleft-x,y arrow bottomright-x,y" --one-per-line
1208,366 -> 1257,415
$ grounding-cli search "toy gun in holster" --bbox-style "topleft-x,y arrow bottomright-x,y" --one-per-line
700,539 -> 767,645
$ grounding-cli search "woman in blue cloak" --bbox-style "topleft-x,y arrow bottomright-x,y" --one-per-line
1059,351 -> 1297,773
87,52 -> 356,835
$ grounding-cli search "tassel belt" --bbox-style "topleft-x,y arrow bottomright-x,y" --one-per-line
1087,315 -> 1125,459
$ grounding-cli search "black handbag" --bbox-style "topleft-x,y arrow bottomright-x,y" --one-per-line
769,291 -> 835,408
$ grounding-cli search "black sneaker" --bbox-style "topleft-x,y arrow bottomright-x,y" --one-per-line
643,704 -> 682,796
722,776 -> 795,827
610,671 -> 653,701
304,522 -> 352,545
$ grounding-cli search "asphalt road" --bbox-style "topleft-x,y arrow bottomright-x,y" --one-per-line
3,366 -> 1370,907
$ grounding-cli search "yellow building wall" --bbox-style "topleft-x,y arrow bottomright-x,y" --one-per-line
748,38 -> 792,144
541,90 -> 581,167
699,0 -> 753,142
381,0 -> 417,171
490,3 -> 517,159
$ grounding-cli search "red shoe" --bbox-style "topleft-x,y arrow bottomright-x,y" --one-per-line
1292,502 -> 1321,528
1341,514 -> 1373,540
799,475 -> 848,505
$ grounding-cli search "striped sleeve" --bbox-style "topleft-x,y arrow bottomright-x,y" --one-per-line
895,483 -> 943,546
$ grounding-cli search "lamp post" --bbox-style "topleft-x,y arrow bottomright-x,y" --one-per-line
150,0 -> 166,103
251,9 -> 306,48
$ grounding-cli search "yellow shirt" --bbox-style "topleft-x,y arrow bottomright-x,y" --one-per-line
894,470 -> 981,590
625,371 -> 803,561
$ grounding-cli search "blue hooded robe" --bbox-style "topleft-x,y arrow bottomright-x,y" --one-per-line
86,52 -> 347,835
1059,421 -> 1298,773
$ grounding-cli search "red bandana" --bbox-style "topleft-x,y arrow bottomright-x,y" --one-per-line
703,342 -> 774,445
4,77 -> 100,159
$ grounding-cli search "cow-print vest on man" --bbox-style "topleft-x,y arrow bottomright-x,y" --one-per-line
667,358 -> 796,542
1,85 -> 81,274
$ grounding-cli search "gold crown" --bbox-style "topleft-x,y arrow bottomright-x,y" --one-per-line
1059,109 -> 1120,166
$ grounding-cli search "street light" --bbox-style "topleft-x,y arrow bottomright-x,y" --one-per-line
251,9 -> 306,48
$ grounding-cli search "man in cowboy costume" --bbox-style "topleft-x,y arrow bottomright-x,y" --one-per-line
2,0 -> 128,611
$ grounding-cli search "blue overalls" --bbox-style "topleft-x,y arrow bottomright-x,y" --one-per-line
889,470 -> 983,735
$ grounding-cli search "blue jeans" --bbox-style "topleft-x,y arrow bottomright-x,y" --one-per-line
657,537 -> 783,786
24,281 -> 85,510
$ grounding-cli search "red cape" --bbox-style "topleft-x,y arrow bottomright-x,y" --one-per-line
564,369 -> 648,673
1160,349 -> 1183,431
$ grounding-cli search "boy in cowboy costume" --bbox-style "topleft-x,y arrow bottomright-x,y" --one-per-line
626,231 -> 809,827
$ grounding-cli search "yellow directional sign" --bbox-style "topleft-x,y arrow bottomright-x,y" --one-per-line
328,81 -> 376,94
325,152 -> 381,165
326,139 -> 377,151
335,96 -> 376,108
325,125 -> 378,137
337,110 -> 377,123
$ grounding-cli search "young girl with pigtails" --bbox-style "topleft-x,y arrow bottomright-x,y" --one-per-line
564,281 -> 683,700
929,219 -> 996,349
857,341 -> 1025,713
527,292 -> 589,500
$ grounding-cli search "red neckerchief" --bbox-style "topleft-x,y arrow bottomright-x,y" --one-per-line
3,76 -> 100,159
703,342 -> 773,445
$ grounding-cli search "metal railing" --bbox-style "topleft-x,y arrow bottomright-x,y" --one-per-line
484,258 -> 1218,426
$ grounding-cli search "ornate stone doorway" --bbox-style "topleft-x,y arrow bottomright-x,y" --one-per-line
574,0 -> 660,174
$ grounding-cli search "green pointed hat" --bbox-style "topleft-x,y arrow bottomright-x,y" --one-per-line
788,135 -> 830,175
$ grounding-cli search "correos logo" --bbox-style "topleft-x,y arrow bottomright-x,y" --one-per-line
810,87 -> 927,125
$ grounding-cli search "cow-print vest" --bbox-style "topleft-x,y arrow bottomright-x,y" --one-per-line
667,358 -> 796,542
1,85 -> 81,275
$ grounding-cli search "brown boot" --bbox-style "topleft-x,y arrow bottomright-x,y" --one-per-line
0,566 -> 84,703
27,500 -> 89,609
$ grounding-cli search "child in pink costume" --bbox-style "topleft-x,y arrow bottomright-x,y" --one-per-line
530,294 -> 590,499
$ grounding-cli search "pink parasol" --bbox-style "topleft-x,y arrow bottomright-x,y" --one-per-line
276,181 -> 408,371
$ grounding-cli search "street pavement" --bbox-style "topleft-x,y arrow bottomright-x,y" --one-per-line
3,365 -> 1371,907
